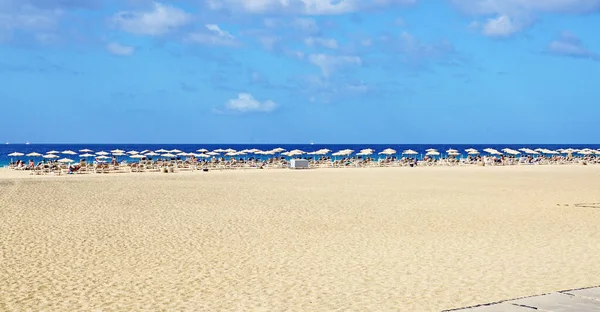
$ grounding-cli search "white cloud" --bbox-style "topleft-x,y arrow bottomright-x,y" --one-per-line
452,0 -> 600,36
308,53 -> 362,76
291,18 -> 320,33
112,2 -> 190,36
481,15 -> 522,37
548,31 -> 599,60
451,0 -> 600,15
106,42 -> 135,56
187,24 -> 238,46
223,93 -> 277,112
304,36 -> 338,49
0,2 -> 62,41
205,0 -> 415,15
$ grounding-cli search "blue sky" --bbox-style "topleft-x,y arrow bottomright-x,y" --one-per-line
1,0 -> 599,144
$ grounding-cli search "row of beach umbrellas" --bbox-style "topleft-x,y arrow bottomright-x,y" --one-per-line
7,147 -> 600,161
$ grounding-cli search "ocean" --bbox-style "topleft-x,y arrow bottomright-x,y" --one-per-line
2,144 -> 599,166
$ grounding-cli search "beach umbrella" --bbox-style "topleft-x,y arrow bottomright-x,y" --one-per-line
110,149 -> 125,154
271,147 -> 286,153
402,149 -> 418,155
379,148 -> 396,155
8,152 -> 24,157
62,150 -> 77,155
156,149 -> 169,153
96,151 -> 109,156
47,150 -> 60,154
58,158 -> 74,163
448,151 -> 461,157
502,148 -> 520,155
169,149 -> 182,153
197,148 -> 208,153
26,152 -> 42,157
161,153 -> 176,158
426,151 -> 440,156
468,150 -> 480,155
214,148 -> 226,153
43,154 -> 59,159
127,150 -> 139,154
425,148 -> 438,152
79,153 -> 95,157
79,149 -> 93,153
96,155 -> 110,159
196,153 -> 211,158
483,148 -> 502,155
287,149 -> 305,157
207,151 -> 220,156
145,152 -> 159,156
446,149 -> 458,154
130,154 -> 146,159
177,152 -> 189,156
140,150 -> 152,154
113,152 -> 126,156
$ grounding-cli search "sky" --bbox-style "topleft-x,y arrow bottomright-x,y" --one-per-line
1,0 -> 599,144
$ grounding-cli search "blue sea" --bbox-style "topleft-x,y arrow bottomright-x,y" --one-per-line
2,144 -> 599,166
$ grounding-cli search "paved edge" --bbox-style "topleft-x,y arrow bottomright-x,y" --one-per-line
441,285 -> 600,311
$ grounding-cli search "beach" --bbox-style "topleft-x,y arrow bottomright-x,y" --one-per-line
1,166 -> 599,311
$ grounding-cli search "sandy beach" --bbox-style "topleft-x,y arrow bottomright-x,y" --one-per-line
1,166 -> 599,311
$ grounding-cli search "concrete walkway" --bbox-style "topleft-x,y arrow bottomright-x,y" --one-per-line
444,286 -> 600,311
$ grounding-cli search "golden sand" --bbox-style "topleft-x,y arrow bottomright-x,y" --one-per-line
1,166 -> 600,311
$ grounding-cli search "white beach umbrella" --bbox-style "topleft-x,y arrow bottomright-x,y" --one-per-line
379,148 -> 397,155
502,148 -> 520,155
79,153 -> 95,157
127,150 -> 139,154
425,148 -> 437,152
140,150 -> 152,154
207,151 -> 220,156
58,158 -> 74,163
465,148 -> 478,153
177,152 -> 189,156
26,152 -> 42,157
110,149 -> 125,154
272,147 -> 286,153
169,149 -> 182,153
156,149 -> 169,153
357,151 -> 372,156
287,149 -> 305,157
79,149 -> 94,153
402,149 -> 418,155
113,152 -> 126,156
224,148 -> 236,153
130,154 -> 146,159
483,148 -> 502,155
426,151 -> 440,156
468,150 -> 480,155
8,152 -> 24,157
196,153 -> 211,158
62,150 -> 77,155
47,150 -> 60,154
197,148 -> 208,153
161,153 -> 176,158
214,148 -> 226,153
43,154 -> 59,159
145,152 -> 159,156
448,151 -> 461,157
446,149 -> 459,153
96,151 -> 109,156
96,155 -> 110,159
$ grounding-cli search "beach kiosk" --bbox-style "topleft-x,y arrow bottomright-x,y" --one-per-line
290,158 -> 309,169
